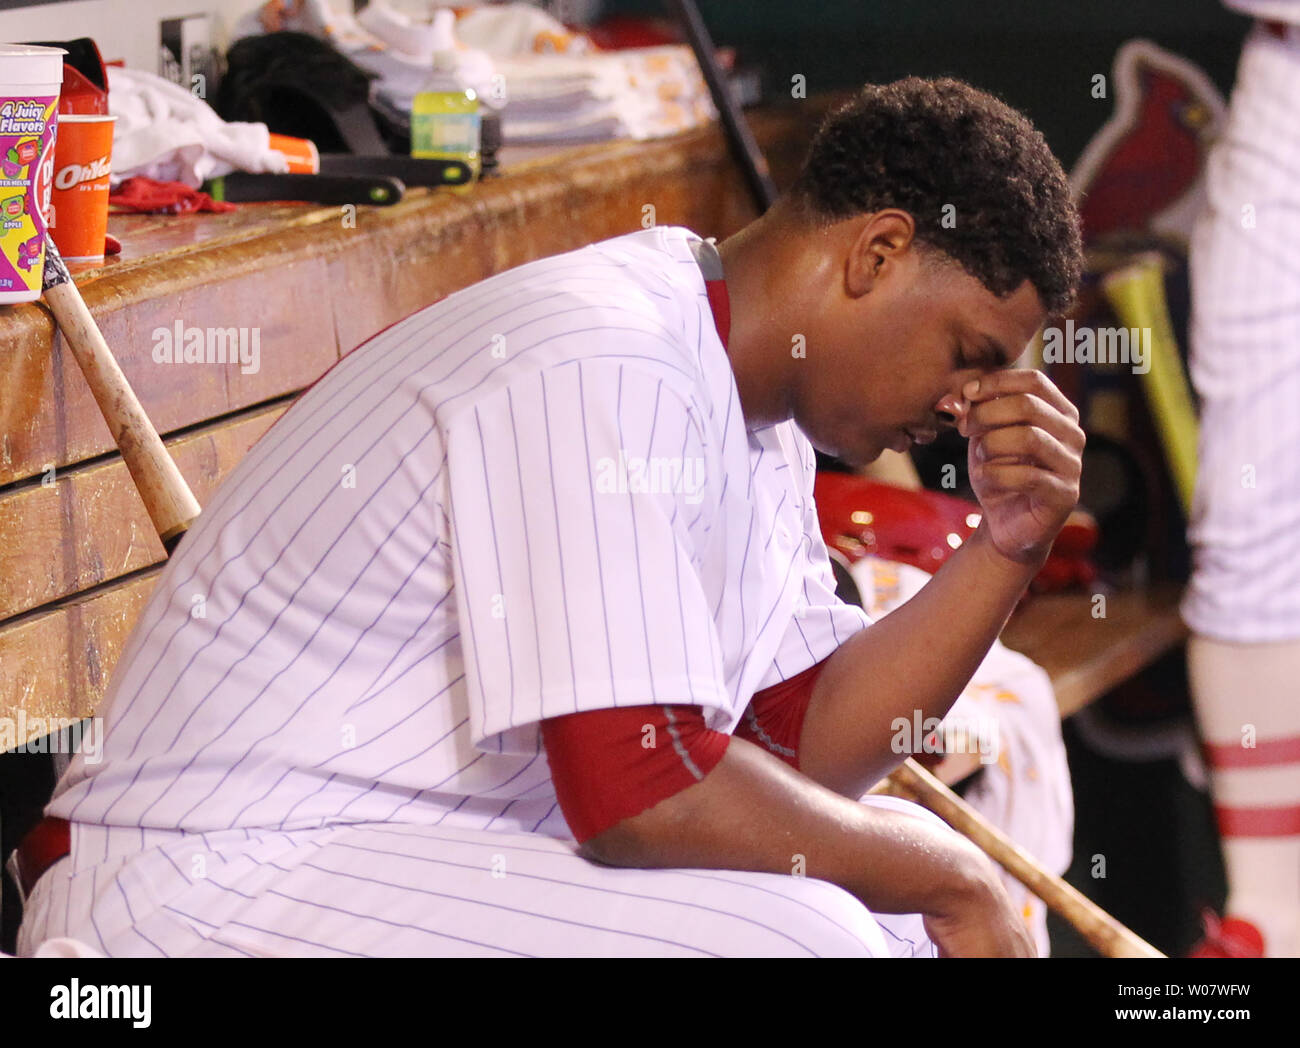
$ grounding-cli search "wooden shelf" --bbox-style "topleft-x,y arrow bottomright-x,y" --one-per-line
1000,584 -> 1188,718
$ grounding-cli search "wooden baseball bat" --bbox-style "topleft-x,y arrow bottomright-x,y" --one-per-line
876,757 -> 1164,958
41,235 -> 200,555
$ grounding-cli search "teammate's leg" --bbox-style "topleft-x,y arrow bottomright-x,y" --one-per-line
1183,22 -> 1300,958
1189,635 -> 1300,956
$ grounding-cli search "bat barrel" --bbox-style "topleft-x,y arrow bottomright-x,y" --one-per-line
41,237 -> 201,553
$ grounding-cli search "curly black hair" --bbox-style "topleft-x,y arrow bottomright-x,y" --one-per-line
788,77 -> 1083,317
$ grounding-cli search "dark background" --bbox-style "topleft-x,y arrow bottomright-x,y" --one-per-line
604,0 -> 1252,168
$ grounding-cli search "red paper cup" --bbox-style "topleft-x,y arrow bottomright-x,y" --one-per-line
49,113 -> 114,262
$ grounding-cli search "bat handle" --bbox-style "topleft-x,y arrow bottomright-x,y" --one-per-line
41,278 -> 201,551
887,758 -> 1166,958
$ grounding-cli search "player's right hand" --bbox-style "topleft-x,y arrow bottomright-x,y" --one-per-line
957,368 -> 1085,568
921,861 -> 1037,958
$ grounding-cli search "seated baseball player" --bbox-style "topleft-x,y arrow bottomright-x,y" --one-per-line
12,76 -> 1084,958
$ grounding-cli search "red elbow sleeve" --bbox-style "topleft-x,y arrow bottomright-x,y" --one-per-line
541,704 -> 730,844
733,657 -> 829,771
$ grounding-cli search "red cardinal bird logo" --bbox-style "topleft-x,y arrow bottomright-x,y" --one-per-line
1071,39 -> 1227,247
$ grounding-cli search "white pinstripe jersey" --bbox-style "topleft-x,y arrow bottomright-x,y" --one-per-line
1183,23 -> 1300,641
48,226 -> 870,840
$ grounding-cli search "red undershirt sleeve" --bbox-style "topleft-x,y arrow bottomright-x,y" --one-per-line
541,657 -> 831,844
541,705 -> 729,845
732,657 -> 828,771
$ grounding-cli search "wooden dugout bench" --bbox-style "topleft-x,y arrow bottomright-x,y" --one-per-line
0,97 -> 1186,947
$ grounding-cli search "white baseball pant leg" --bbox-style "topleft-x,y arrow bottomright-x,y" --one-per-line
17,796 -> 941,958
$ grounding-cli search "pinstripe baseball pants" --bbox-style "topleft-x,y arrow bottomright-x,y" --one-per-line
16,795 -> 939,958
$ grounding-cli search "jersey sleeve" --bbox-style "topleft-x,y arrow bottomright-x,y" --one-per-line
443,358 -> 729,751
754,432 -> 872,691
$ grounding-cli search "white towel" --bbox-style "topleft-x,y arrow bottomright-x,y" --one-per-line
107,66 -> 288,188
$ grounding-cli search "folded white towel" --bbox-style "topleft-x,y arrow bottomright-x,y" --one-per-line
488,47 -> 717,143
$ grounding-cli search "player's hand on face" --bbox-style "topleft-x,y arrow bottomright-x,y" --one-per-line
955,369 -> 1084,566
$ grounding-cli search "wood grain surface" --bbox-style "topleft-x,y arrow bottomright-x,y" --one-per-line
1000,585 -> 1188,717
0,402 -> 285,620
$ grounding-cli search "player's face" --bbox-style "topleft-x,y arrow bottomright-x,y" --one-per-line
793,253 -> 1047,470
